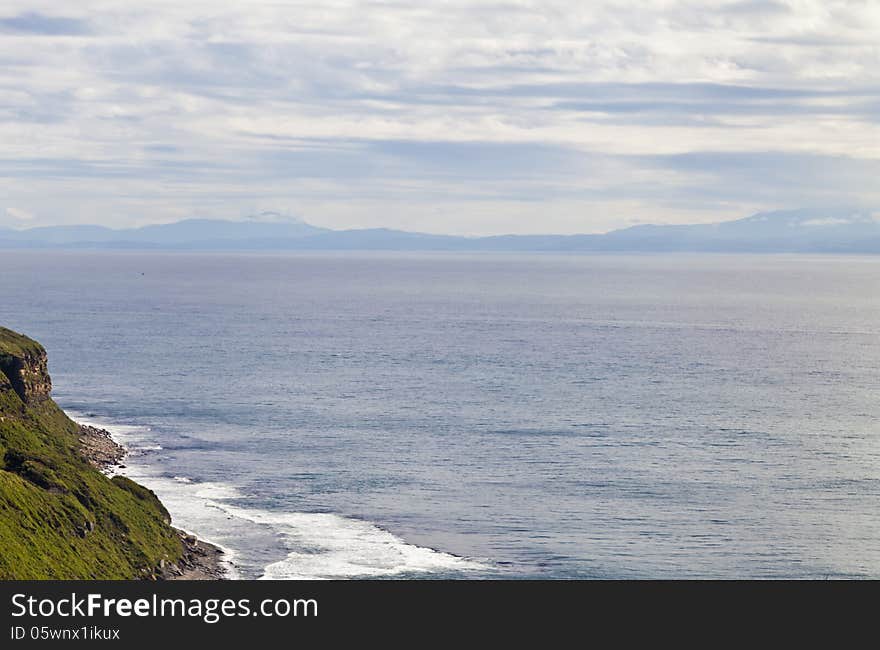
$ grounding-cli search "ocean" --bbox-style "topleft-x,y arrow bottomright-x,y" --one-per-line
2,250 -> 879,578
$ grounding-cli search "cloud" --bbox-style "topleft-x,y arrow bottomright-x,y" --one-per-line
2,206 -> 35,225
0,1 -> 877,233
0,11 -> 90,36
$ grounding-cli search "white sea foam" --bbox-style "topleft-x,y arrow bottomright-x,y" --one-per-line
64,410 -> 483,580
215,505 -> 485,580
128,468 -> 483,580
139,473 -> 484,580
67,411 -> 154,450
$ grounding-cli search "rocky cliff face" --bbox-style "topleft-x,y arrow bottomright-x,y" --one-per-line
0,342 -> 52,404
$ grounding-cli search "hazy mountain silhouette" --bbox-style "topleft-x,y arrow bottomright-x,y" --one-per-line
2,208 -> 878,252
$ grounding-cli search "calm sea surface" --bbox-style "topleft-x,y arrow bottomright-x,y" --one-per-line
2,251 -> 879,578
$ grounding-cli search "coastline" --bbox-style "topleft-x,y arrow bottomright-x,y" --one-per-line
3,325 -> 480,580
71,415 -> 485,580
77,422 -> 228,580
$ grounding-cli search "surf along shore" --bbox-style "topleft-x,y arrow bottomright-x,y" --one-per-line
77,422 -> 227,580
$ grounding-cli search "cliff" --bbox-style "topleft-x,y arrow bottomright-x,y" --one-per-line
0,330 -> 52,403
0,326 -> 184,579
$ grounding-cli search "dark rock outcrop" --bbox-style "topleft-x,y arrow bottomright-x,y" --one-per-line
0,329 -> 52,404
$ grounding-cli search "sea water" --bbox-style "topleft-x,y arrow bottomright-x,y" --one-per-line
2,251 -> 880,578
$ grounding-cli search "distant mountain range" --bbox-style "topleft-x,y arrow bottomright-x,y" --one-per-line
2,208 -> 880,253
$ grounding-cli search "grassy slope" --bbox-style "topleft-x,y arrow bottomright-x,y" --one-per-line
0,327 -> 182,579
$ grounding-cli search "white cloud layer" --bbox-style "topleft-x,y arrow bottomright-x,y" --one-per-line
0,0 -> 878,233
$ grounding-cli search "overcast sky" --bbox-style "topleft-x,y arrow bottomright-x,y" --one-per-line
1,1 -> 878,234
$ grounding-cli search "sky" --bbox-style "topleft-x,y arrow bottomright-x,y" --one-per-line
1,1 -> 878,235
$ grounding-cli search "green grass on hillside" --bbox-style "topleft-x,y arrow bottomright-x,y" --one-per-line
0,327 -> 44,358
0,327 -> 182,579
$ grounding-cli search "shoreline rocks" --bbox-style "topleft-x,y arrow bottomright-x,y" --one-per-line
78,424 -> 126,472
159,530 -> 228,580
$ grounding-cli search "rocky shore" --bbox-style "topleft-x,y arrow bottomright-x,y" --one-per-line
156,530 -> 227,581
78,424 -> 126,472
78,422 -> 227,580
